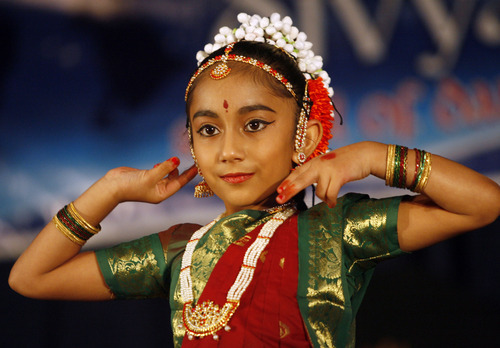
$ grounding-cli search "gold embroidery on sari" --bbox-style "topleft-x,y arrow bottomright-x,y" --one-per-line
279,321 -> 290,339
234,234 -> 252,246
105,237 -> 162,297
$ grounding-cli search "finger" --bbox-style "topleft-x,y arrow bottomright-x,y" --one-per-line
277,166 -> 317,204
152,157 -> 181,179
162,165 -> 198,195
316,176 -> 339,208
277,164 -> 308,194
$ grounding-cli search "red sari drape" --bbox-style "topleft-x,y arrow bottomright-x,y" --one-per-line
182,215 -> 311,347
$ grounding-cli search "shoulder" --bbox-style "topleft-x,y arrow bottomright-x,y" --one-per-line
158,223 -> 201,248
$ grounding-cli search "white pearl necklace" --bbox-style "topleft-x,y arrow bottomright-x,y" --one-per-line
179,207 -> 296,340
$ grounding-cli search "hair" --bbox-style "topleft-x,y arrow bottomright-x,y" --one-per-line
185,40 -> 309,210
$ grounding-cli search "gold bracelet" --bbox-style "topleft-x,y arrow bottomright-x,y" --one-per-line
385,144 -> 396,186
414,152 -> 432,193
67,202 -> 101,234
52,215 -> 86,246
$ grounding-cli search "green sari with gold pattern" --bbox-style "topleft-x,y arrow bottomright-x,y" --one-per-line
96,193 -> 405,347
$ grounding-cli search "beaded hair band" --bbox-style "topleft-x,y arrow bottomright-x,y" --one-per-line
185,43 -> 296,101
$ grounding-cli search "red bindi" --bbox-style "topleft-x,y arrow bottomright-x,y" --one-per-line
223,100 -> 229,112
320,152 -> 337,161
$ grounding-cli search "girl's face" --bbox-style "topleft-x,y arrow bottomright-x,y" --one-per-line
189,71 -> 298,215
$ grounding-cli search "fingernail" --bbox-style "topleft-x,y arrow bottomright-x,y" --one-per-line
153,163 -> 161,168
170,157 -> 180,166
277,194 -> 285,202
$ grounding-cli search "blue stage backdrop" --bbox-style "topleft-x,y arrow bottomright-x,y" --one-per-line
0,0 -> 499,261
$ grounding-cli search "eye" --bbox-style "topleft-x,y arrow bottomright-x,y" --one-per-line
244,119 -> 274,132
197,124 -> 220,137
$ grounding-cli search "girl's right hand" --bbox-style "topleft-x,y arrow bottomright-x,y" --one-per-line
105,157 -> 198,205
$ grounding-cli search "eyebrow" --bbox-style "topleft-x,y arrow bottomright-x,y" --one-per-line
192,104 -> 276,121
238,104 -> 277,114
192,110 -> 218,120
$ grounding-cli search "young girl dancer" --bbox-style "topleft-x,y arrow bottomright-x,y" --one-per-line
9,13 -> 500,347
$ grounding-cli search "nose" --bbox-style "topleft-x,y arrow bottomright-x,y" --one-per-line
219,129 -> 244,162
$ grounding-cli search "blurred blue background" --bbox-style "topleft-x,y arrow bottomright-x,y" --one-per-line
1,0 -> 499,346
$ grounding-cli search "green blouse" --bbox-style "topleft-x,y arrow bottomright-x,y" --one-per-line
96,193 -> 405,347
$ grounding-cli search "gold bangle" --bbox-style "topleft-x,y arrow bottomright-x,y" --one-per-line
52,215 -> 86,246
67,202 -> 101,234
385,144 -> 396,186
414,152 -> 432,193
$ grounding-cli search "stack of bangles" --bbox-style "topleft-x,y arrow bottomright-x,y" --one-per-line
52,202 -> 101,246
385,144 -> 432,193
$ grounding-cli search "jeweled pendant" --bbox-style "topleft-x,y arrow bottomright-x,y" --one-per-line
298,152 -> 307,164
210,62 -> 231,79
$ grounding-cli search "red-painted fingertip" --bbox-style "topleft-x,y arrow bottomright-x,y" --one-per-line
153,163 -> 161,168
169,157 -> 180,166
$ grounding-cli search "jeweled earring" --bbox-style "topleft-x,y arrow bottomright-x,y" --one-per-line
194,176 -> 214,198
295,100 -> 310,165
188,127 -> 214,198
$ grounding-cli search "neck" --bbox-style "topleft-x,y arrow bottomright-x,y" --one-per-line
223,194 -> 288,217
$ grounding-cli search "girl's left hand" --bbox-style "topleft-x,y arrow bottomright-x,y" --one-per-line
276,142 -> 381,207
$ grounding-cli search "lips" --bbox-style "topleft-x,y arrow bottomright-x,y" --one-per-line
220,173 -> 254,184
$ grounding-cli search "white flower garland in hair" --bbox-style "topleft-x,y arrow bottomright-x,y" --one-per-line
195,12 -> 334,98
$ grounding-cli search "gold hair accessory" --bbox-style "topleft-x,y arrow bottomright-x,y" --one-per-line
209,43 -> 234,80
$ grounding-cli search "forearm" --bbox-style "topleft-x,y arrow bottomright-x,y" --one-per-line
368,141 -> 499,220
365,141 -> 500,250
9,176 -> 118,298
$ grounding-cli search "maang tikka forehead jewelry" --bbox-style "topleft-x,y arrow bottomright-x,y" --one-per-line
209,43 -> 234,80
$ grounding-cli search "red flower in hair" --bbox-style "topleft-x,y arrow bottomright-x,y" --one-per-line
306,77 -> 335,161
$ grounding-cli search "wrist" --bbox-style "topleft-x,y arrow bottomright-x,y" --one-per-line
360,141 -> 387,180
72,174 -> 121,226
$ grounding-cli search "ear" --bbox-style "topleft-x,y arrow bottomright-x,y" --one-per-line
292,119 -> 323,164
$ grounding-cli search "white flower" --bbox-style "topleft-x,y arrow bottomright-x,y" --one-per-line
265,26 -> 277,36
297,32 -> 307,42
214,33 -> 226,44
219,26 -> 232,36
254,27 -> 264,37
237,13 -> 249,24
284,44 -> 294,53
282,16 -> 292,25
260,17 -> 270,28
234,28 -> 245,40
204,43 -> 213,54
249,16 -> 259,27
276,38 -> 286,48
196,51 -> 206,63
270,13 -> 281,23
245,33 -> 257,41
272,32 -> 283,40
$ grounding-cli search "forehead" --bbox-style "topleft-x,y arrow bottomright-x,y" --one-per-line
189,71 -> 295,112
